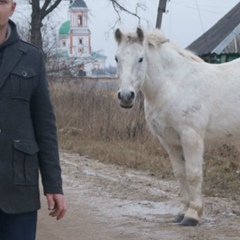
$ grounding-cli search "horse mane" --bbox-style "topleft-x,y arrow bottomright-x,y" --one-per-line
145,29 -> 204,63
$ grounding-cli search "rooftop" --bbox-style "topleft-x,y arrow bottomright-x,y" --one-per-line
92,52 -> 107,60
187,2 -> 240,55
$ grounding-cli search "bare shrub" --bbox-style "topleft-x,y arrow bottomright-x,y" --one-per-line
51,79 -> 148,142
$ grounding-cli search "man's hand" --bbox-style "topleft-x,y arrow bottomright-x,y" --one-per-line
46,194 -> 67,220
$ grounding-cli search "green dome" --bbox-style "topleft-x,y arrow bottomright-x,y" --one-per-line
59,21 -> 70,36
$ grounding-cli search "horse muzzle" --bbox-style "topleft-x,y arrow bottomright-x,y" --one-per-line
118,90 -> 135,108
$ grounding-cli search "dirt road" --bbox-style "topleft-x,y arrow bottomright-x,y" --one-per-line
37,152 -> 240,240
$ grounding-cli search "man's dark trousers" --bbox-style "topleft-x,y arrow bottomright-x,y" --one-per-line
0,209 -> 37,240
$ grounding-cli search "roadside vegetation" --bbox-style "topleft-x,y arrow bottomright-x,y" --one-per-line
50,80 -> 240,199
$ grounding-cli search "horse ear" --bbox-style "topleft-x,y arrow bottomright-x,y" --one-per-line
136,27 -> 144,43
115,28 -> 122,44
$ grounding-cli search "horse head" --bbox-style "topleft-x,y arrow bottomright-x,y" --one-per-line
114,28 -> 147,108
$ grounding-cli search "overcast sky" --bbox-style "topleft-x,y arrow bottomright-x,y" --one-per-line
12,0 -> 240,66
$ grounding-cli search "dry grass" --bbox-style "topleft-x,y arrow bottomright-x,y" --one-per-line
204,144 -> 240,197
50,79 -> 240,198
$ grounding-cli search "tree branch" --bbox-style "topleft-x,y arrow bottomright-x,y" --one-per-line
109,0 -> 141,22
105,0 -> 147,38
41,0 -> 62,20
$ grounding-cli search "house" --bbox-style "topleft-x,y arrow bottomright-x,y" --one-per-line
187,2 -> 240,63
58,0 -> 107,77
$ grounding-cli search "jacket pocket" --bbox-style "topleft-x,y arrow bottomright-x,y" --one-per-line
13,139 -> 39,185
11,68 -> 36,101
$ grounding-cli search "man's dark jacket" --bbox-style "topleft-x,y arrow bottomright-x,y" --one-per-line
0,20 -> 63,214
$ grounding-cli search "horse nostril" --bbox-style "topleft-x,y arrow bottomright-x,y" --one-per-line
118,92 -> 121,100
130,91 -> 135,100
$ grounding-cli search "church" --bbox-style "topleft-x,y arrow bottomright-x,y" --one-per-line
58,0 -> 107,77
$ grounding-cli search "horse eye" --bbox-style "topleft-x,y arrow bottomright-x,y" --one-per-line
139,57 -> 143,63
115,56 -> 118,63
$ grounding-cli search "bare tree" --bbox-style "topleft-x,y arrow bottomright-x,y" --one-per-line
110,0 -> 142,20
109,0 -> 146,29
110,0 -> 165,29
28,0 -> 163,51
25,0 -> 162,76
29,0 -> 62,51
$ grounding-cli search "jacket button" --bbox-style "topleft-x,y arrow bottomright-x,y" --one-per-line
22,71 -> 27,77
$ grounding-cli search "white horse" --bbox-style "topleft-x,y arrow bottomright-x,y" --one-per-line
114,27 -> 240,226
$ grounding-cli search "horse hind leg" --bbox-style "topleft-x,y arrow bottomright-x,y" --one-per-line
180,128 -> 204,226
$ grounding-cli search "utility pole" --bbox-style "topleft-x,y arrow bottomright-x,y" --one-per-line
156,0 -> 167,29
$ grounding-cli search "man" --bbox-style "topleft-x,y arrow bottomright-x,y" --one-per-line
0,1 -> 67,239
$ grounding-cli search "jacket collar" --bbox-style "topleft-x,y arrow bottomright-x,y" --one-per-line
0,20 -> 20,50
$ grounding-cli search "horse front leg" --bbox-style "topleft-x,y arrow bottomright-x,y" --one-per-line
159,140 -> 190,223
180,128 -> 204,226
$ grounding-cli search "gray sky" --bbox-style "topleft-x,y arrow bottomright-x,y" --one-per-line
12,0 -> 240,66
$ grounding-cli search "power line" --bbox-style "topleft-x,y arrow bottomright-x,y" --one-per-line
171,2 -> 225,15
195,0 -> 211,52
195,0 -> 205,32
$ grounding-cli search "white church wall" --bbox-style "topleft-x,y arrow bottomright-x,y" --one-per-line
58,0 -> 107,77
70,35 -> 90,57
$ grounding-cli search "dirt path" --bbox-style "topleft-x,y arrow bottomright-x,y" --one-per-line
37,151 -> 240,240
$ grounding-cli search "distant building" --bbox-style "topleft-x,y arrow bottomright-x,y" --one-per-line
187,2 -> 240,63
58,0 -> 107,77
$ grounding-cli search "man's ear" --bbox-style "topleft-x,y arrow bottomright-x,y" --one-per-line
10,2 -> 17,17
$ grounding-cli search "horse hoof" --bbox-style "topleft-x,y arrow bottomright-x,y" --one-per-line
173,214 -> 184,223
179,217 -> 199,226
